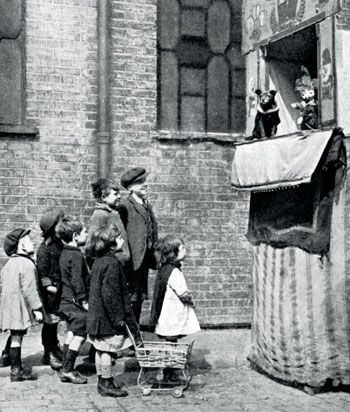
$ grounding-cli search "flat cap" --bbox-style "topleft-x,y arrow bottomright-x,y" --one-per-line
4,228 -> 31,257
120,167 -> 149,189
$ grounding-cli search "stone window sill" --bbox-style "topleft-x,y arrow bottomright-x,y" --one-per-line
0,124 -> 39,138
152,130 -> 246,145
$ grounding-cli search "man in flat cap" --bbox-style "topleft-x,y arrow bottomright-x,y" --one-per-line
118,167 -> 158,324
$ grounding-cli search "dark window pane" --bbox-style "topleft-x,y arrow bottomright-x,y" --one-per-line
231,96 -> 246,133
231,68 -> 246,98
181,67 -> 205,96
176,37 -> 210,67
181,9 -> 206,37
180,0 -> 210,7
160,51 -> 179,130
231,69 -> 246,132
181,96 -> 205,132
228,0 -> 243,40
207,56 -> 229,133
0,39 -> 22,124
158,0 -> 245,133
159,0 -> 179,49
0,0 -> 22,39
208,0 -> 231,54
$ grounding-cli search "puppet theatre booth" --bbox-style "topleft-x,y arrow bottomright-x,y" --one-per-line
231,128 -> 348,392
243,0 -> 344,138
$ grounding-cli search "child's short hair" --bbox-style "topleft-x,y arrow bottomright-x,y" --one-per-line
85,224 -> 121,257
91,179 -> 120,201
55,215 -> 84,243
155,235 -> 184,266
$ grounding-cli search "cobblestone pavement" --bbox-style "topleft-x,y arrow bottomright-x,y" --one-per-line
0,329 -> 349,411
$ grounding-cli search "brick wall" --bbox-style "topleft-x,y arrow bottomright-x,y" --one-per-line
0,0 -> 254,327
109,0 -> 253,325
337,0 -> 350,30
0,0 -> 99,266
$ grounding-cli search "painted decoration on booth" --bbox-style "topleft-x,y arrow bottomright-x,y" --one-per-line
319,17 -> 336,125
242,0 -> 341,53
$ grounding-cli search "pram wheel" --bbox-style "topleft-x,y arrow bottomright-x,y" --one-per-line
143,388 -> 152,396
172,387 -> 183,398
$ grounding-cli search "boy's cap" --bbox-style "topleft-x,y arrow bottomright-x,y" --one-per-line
40,210 -> 64,237
120,167 -> 150,189
4,228 -> 31,257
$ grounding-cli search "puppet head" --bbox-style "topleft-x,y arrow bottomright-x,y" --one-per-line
255,89 -> 278,112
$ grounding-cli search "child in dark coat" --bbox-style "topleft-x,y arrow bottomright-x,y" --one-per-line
86,224 -> 141,398
0,229 -> 43,382
36,210 -> 64,370
56,216 -> 90,384
88,178 -> 130,265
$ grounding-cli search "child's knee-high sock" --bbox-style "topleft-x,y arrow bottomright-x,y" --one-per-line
62,336 -> 85,373
61,331 -> 74,363
2,335 -> 11,356
42,323 -> 59,351
9,347 -> 22,371
9,334 -> 23,371
62,349 -> 78,373
61,343 -> 69,363
68,336 -> 85,352
88,345 -> 96,363
100,352 -> 112,379
95,350 -> 102,384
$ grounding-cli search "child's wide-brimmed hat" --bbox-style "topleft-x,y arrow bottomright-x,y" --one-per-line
120,167 -> 150,189
39,210 -> 64,237
4,228 -> 31,256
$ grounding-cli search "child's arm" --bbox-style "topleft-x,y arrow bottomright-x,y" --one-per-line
20,261 -> 43,312
168,268 -> 195,307
37,245 -> 59,293
36,245 -> 52,288
69,253 -> 89,305
179,291 -> 195,307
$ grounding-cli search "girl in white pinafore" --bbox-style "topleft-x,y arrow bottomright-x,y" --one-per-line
150,235 -> 200,343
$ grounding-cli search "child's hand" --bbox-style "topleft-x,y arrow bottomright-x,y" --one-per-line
33,310 -> 43,323
179,291 -> 195,307
47,285 -> 58,294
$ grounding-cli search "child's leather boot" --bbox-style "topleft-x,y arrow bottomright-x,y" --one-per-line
10,347 -> 37,382
98,377 -> 128,397
59,349 -> 87,384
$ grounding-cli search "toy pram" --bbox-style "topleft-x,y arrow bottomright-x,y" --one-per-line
136,340 -> 194,397
126,326 -> 194,398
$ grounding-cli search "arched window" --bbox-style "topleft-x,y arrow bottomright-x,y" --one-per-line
158,0 -> 246,133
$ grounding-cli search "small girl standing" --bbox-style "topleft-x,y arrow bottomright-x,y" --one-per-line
86,224 -> 141,398
150,236 -> 200,380
150,235 -> 200,340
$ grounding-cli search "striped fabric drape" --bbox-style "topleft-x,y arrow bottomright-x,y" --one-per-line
249,183 -> 350,387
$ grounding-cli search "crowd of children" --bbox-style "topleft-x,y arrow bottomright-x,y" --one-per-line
0,167 -> 200,397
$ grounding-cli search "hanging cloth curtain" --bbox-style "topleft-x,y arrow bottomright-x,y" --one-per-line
231,128 -> 346,254
231,127 -> 349,388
